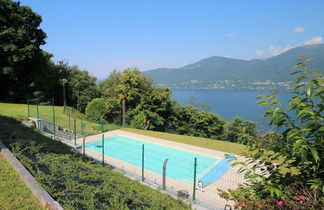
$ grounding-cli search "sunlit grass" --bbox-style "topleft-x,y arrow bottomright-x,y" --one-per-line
121,128 -> 247,155
0,102 -> 120,135
0,153 -> 45,209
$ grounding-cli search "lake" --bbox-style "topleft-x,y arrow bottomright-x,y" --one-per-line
172,89 -> 291,125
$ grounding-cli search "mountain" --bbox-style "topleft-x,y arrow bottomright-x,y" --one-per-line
144,44 -> 324,90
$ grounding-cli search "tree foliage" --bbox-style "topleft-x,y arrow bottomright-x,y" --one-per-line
97,69 -> 229,139
114,68 -> 153,111
219,57 -> 324,209
0,0 -> 47,101
130,87 -> 172,130
167,103 -> 225,139
85,98 -> 110,121
222,116 -> 258,144
68,66 -> 98,112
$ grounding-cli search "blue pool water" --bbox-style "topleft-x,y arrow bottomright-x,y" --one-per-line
85,135 -> 220,183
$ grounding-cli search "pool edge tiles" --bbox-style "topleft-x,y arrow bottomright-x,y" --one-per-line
85,135 -> 222,183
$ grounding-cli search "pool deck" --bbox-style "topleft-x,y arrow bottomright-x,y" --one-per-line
77,130 -> 246,209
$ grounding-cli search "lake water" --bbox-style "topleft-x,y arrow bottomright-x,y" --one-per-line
172,90 -> 291,124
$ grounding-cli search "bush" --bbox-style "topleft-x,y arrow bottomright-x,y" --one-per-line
167,104 -> 225,139
219,58 -> 324,209
85,98 -> 111,121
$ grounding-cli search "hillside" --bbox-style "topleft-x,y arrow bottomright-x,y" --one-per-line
145,44 -> 324,90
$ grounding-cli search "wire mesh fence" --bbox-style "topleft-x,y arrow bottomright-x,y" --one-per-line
27,97 -> 119,141
73,134 -> 244,209
28,97 -> 243,209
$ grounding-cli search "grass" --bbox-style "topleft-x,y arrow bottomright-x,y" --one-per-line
0,102 -> 246,155
0,115 -> 189,209
121,128 -> 247,155
0,153 -> 44,210
0,102 -> 120,135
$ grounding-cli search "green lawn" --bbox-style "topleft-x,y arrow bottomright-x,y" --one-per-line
0,102 -> 246,155
0,102 -> 120,135
121,128 -> 247,155
0,153 -> 44,210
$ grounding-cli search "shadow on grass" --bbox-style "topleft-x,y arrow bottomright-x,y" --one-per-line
0,115 -> 73,155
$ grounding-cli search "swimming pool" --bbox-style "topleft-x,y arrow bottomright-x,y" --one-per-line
85,135 -> 221,183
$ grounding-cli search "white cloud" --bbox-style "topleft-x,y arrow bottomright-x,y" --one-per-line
294,26 -> 304,33
268,45 -> 293,56
304,36 -> 323,45
226,33 -> 235,37
224,55 -> 231,58
255,50 -> 265,57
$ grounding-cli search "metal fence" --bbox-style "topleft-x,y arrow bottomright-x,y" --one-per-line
72,134 -> 244,210
27,98 -> 108,141
28,98 -> 243,209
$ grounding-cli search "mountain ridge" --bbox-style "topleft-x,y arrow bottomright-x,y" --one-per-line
144,44 -> 324,90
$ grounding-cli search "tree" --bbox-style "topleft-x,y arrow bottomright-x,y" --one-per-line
130,87 -> 173,130
99,70 -> 122,98
222,116 -> 258,144
0,0 -> 47,101
187,97 -> 211,111
219,57 -> 323,209
167,103 -> 225,139
68,66 -> 98,112
98,69 -> 156,126
114,68 -> 153,112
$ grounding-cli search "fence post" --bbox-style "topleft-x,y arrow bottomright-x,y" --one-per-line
100,120 -> 103,133
83,135 -> 85,156
142,144 -> 145,182
162,159 -> 169,190
102,134 -> 104,166
193,157 -> 197,203
81,119 -> 83,135
74,119 -> 76,146
27,98 -> 30,118
122,99 -> 125,127
36,98 -> 40,129
68,109 -> 71,131
52,98 -> 56,138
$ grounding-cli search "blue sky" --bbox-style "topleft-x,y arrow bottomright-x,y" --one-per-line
20,0 -> 324,79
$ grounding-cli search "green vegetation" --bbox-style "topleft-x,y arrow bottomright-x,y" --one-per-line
222,116 -> 258,144
145,44 -> 324,90
97,69 -> 257,142
0,153 -> 44,210
85,98 -> 114,121
219,58 -> 324,209
1,0 -> 257,144
121,128 -> 246,155
0,115 -> 189,209
0,102 -> 120,135
0,0 -> 99,111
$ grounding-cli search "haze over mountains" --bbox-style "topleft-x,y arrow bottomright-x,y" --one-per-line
145,44 -> 324,90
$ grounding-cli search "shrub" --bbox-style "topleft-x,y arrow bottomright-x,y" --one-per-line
218,57 -> 324,209
167,104 -> 225,139
85,98 -> 111,121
